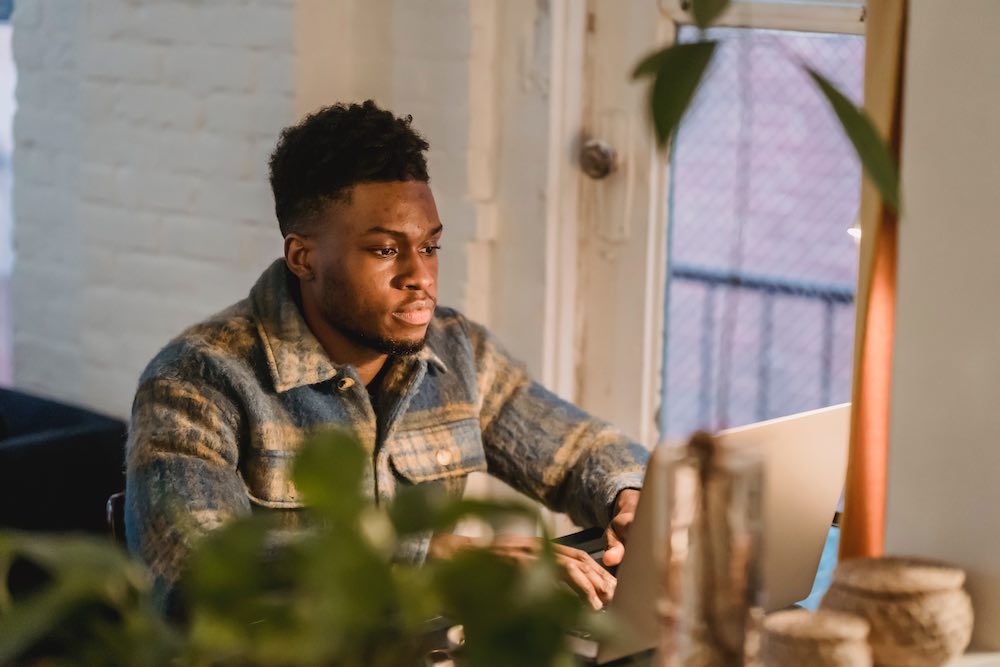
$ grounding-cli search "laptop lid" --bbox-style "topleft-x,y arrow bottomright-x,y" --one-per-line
595,403 -> 850,664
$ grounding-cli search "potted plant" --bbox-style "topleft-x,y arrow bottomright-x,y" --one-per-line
1,431 -> 609,666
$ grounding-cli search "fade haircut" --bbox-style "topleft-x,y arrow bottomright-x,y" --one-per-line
268,100 -> 430,237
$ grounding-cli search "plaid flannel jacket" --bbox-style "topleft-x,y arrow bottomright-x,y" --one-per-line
125,259 -> 648,606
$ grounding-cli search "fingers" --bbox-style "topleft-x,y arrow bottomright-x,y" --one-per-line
485,536 -> 617,609
612,511 -> 634,542
561,557 -> 606,610
603,495 -> 638,567
602,525 -> 625,567
555,546 -> 617,609
490,534 -> 540,554
428,533 -> 475,561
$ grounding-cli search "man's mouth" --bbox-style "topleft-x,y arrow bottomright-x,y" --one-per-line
392,301 -> 434,326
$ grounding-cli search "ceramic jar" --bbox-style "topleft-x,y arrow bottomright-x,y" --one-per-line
820,556 -> 973,667
761,609 -> 872,667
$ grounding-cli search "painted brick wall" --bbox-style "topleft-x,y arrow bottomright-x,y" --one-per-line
11,1 -> 86,401
389,0 -> 478,322
10,0 -> 552,420
13,0 -> 295,416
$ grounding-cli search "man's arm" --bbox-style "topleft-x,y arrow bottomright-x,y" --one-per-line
125,359 -> 251,611
464,317 -> 649,535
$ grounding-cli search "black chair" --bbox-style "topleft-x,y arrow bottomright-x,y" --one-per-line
0,389 -> 127,534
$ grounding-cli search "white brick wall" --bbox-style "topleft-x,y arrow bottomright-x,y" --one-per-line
11,0 -> 554,421
12,0 -> 296,415
11,1 -> 86,399
389,0 -> 475,320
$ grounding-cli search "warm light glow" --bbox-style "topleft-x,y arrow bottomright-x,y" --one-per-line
848,219 -> 862,242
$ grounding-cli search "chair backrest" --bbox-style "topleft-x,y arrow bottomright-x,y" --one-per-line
0,389 -> 127,533
107,491 -> 126,543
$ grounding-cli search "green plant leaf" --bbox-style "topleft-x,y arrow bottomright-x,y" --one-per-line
642,41 -> 718,147
389,484 -> 538,536
807,67 -> 901,212
432,549 -> 587,667
183,518 -> 273,610
292,428 -> 369,521
632,48 -> 668,79
691,0 -> 731,29
0,586 -> 77,660
0,532 -> 176,665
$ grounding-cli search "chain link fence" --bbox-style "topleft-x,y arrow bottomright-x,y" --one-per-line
660,25 -> 864,440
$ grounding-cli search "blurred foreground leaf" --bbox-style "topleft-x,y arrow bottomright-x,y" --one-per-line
2,429 -> 615,667
633,41 -> 718,147
292,428 -> 369,523
432,549 -> 593,667
389,483 -> 539,536
690,0 -> 731,29
0,532 -> 178,666
807,67 -> 900,213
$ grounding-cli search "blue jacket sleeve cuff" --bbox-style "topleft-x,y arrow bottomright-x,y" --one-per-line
598,472 -> 646,527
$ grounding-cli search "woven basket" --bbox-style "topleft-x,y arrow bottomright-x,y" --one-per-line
820,556 -> 973,667
761,609 -> 872,666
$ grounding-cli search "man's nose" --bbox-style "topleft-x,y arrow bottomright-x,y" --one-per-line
400,249 -> 435,291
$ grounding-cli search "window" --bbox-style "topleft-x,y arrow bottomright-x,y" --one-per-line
566,0 -> 864,445
651,0 -> 865,607
659,23 -> 864,438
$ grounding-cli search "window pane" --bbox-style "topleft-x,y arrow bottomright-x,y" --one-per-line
660,25 -> 864,439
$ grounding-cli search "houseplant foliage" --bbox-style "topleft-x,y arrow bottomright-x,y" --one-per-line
0,430 -> 608,666
634,0 -> 901,212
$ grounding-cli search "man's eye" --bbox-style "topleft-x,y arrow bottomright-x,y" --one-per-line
372,248 -> 398,258
420,245 -> 442,256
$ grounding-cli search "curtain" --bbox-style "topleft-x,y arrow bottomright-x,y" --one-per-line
838,0 -> 908,560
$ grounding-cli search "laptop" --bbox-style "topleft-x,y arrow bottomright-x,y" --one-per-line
584,403 -> 851,664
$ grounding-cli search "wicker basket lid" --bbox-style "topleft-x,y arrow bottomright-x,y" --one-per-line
831,556 -> 966,594
764,609 -> 870,642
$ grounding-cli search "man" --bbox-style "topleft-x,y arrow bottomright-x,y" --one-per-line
126,100 -> 649,612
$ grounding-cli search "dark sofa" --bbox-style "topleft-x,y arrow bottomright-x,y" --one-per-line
0,388 -> 126,533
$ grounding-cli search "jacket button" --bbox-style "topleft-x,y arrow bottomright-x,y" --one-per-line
435,449 -> 453,466
337,377 -> 355,391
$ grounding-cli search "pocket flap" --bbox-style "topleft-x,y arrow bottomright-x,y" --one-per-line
390,418 -> 488,484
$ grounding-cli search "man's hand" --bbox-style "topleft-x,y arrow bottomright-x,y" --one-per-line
602,489 -> 640,568
429,533 -> 616,610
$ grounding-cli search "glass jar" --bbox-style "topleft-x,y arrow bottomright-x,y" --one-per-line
654,434 -> 766,666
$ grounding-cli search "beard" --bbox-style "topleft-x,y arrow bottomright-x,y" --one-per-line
330,319 -> 427,356
318,281 -> 429,357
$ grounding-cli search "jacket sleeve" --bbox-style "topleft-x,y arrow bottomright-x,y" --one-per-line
124,345 -> 251,611
464,317 -> 649,529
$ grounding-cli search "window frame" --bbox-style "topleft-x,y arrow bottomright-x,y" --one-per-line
660,0 -> 866,35
557,0 -> 867,447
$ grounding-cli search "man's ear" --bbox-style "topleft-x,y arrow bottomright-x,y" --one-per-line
284,233 -> 314,281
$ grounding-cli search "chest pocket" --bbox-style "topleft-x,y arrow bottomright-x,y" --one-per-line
389,417 -> 488,484
240,422 -> 307,509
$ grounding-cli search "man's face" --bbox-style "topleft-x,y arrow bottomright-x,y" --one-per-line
301,180 -> 441,356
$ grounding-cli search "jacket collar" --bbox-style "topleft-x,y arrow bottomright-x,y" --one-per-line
250,259 -> 447,393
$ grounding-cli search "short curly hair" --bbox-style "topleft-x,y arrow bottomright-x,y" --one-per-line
268,100 -> 430,237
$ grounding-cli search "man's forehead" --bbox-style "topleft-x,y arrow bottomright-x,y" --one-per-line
347,179 -> 433,204
360,223 -> 443,238
322,180 -> 442,237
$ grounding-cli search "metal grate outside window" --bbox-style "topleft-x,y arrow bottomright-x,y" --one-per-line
659,24 -> 864,440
